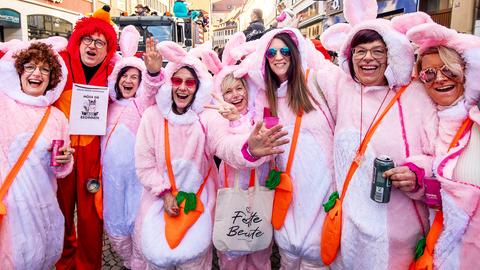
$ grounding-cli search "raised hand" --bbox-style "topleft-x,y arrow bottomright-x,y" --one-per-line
144,37 -> 162,74
247,122 -> 289,158
204,93 -> 241,121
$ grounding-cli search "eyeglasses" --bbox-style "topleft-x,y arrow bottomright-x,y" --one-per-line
352,47 -> 387,60
266,47 -> 291,59
419,65 -> 459,84
81,36 -> 107,49
23,64 -> 51,75
171,77 -> 197,88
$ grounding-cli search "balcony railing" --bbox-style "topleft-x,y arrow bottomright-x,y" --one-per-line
428,8 -> 452,28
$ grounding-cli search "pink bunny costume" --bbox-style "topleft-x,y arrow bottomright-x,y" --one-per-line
401,21 -> 480,269
0,39 -> 73,269
102,25 -> 163,269
133,41 -> 218,269
201,32 -> 273,269
318,1 -> 437,269
221,27 -> 335,269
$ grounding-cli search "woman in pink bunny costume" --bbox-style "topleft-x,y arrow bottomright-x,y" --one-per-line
0,39 -> 74,269
400,19 -> 480,269
133,41 -> 218,269
219,27 -> 335,269
201,32 -> 273,269
317,0 -> 437,268
102,25 -> 164,269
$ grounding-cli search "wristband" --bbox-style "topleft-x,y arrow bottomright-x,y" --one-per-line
241,142 -> 260,162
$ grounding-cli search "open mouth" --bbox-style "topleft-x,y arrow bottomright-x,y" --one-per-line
28,79 -> 43,87
274,63 -> 287,68
86,51 -> 97,57
122,86 -> 133,92
435,85 -> 455,93
360,65 -> 379,74
176,92 -> 190,100
231,98 -> 244,105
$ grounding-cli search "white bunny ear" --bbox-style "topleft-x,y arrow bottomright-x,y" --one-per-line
320,23 -> 352,52
343,0 -> 377,25
201,50 -> 224,74
407,23 -> 457,49
120,25 -> 140,58
37,36 -> 68,52
157,41 -> 187,62
391,12 -> 433,34
189,41 -> 212,59
230,39 -> 258,62
222,32 -> 246,65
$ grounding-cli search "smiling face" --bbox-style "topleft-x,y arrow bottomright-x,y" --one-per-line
171,67 -> 198,114
79,32 -> 108,67
266,38 -> 291,83
351,40 -> 388,86
118,67 -> 141,99
20,61 -> 51,97
420,53 -> 464,106
221,77 -> 248,114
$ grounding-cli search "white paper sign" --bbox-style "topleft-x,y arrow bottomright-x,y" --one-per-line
69,83 -> 109,135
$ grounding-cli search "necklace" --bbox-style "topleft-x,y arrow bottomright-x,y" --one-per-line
359,85 -> 392,146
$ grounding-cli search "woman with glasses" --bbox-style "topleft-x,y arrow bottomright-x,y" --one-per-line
403,21 -> 480,269
101,27 -> 163,270
223,27 -> 335,269
133,41 -> 218,269
315,1 -> 437,268
0,40 -> 74,269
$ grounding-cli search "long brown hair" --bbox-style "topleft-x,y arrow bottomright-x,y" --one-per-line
264,33 -> 314,116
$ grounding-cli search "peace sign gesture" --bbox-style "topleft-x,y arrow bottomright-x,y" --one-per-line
204,93 -> 241,121
144,37 -> 162,74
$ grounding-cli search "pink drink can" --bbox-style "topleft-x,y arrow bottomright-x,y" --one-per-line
424,177 -> 442,210
50,139 -> 64,167
264,116 -> 279,129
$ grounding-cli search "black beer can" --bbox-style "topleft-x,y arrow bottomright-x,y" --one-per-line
370,155 -> 395,203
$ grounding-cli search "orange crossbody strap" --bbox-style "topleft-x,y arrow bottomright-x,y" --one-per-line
418,117 -> 473,265
286,112 -> 303,174
340,84 -> 408,201
283,68 -> 310,174
0,106 -> 51,214
223,163 -> 255,188
164,118 -> 211,194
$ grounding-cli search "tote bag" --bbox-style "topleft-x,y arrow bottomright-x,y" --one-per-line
213,169 -> 274,252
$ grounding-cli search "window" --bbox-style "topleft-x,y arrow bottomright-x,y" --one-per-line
28,15 -> 72,40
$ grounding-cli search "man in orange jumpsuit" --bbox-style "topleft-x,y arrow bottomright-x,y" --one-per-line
54,5 -> 118,270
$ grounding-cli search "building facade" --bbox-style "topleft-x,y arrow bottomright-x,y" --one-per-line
213,20 -> 237,47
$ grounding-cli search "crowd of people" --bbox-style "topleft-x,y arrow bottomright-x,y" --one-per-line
0,0 -> 480,269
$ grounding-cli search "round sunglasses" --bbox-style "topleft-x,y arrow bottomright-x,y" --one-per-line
265,47 -> 291,59
419,65 -> 458,84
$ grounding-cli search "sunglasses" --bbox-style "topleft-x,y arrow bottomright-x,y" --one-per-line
266,47 -> 291,59
419,65 -> 458,84
171,76 -> 197,88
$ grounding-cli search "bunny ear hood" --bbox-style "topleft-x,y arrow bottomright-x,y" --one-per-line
155,41 -> 212,125
0,38 -> 68,107
236,27 -> 326,93
391,12 -> 433,35
407,22 -> 480,109
108,26 -> 147,102
321,0 -> 414,88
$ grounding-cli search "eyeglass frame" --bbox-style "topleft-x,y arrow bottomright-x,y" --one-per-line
351,46 -> 388,60
81,36 -> 107,49
23,63 -> 51,75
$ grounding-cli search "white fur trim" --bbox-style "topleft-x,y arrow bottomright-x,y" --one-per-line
343,0 -> 378,25
108,56 -> 147,102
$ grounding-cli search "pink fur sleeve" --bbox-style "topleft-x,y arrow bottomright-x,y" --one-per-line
314,61 -> 347,121
52,108 -> 74,179
135,70 -> 164,114
135,109 -> 171,196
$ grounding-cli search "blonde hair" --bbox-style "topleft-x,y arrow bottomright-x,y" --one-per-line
416,46 -> 465,79
220,73 -> 248,96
